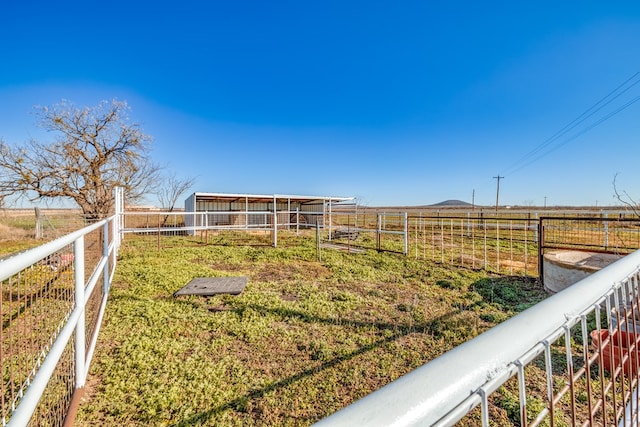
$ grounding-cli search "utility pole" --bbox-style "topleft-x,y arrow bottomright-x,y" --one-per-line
493,175 -> 504,214
544,196 -> 547,209
472,189 -> 475,210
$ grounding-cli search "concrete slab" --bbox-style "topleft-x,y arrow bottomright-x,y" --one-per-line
174,277 -> 248,296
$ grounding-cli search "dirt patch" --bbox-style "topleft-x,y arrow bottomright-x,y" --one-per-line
280,293 -> 300,302
209,261 -> 245,272
208,304 -> 233,313
499,259 -> 527,270
254,262 -> 330,283
80,374 -> 101,404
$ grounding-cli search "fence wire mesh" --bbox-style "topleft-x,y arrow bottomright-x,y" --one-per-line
7,205 -> 640,426
452,272 -> 640,426
1,245 -> 75,426
118,211 -> 640,281
1,217 -> 116,427
0,209 -> 88,242
315,256 -> 640,426
408,216 -> 539,276
541,216 -> 640,255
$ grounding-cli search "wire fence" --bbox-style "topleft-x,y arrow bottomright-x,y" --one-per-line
0,217 -> 118,427
408,215 -> 538,276
1,245 -> 75,426
5,198 -> 640,425
118,210 -> 640,281
541,216 -> 640,255
119,210 -> 412,256
0,209 -> 89,243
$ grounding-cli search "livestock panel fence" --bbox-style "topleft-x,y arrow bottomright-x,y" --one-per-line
6,194 -> 640,426
540,216 -> 640,255
119,209 -> 411,254
118,209 -> 640,279
0,214 -> 120,427
404,213 -> 640,278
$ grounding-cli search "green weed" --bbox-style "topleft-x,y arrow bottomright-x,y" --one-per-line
76,235 -> 545,426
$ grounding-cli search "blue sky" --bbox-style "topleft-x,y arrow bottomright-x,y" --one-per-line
1,1 -> 640,207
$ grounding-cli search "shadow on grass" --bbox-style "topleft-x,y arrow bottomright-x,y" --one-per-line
169,302 -> 475,427
126,273 -> 541,426
472,275 -> 545,313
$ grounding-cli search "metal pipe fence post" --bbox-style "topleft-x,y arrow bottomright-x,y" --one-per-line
460,218 -> 464,266
316,222 -> 322,262
440,218 -> 444,264
347,214 -> 351,253
376,214 -> 381,252
403,212 -> 408,255
328,200 -> 333,241
273,211 -> 278,248
538,217 -> 544,281
103,222 -> 109,293
74,237 -> 86,389
497,218 -> 501,273
271,195 -> 278,247
604,213 -> 609,250
245,196 -> 249,231
483,218 -> 487,270
415,217 -> 418,260
296,208 -> 299,236
471,216 -> 476,269
450,219 -> 454,264
524,217 -> 529,275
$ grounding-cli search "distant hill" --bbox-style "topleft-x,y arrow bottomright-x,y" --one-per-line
429,200 -> 473,207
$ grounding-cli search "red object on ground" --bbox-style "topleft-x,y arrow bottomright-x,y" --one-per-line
591,329 -> 640,376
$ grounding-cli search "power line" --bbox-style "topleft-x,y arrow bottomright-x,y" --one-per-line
500,72 -> 640,177
508,93 -> 640,175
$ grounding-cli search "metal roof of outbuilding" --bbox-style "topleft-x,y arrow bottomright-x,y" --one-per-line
191,192 -> 354,204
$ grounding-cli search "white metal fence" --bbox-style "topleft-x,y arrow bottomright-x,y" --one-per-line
0,215 -> 119,426
315,247 -> 640,426
119,210 -> 411,253
6,195 -> 640,426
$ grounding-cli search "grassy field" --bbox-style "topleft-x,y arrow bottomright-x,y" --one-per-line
0,209 -> 87,259
75,233 -> 546,426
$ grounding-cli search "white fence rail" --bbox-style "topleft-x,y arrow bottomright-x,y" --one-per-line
120,210 -> 410,253
1,215 -> 119,426
315,248 -> 640,426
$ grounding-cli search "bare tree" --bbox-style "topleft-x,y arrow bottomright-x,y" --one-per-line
157,173 -> 195,223
613,173 -> 640,216
0,100 -> 161,219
